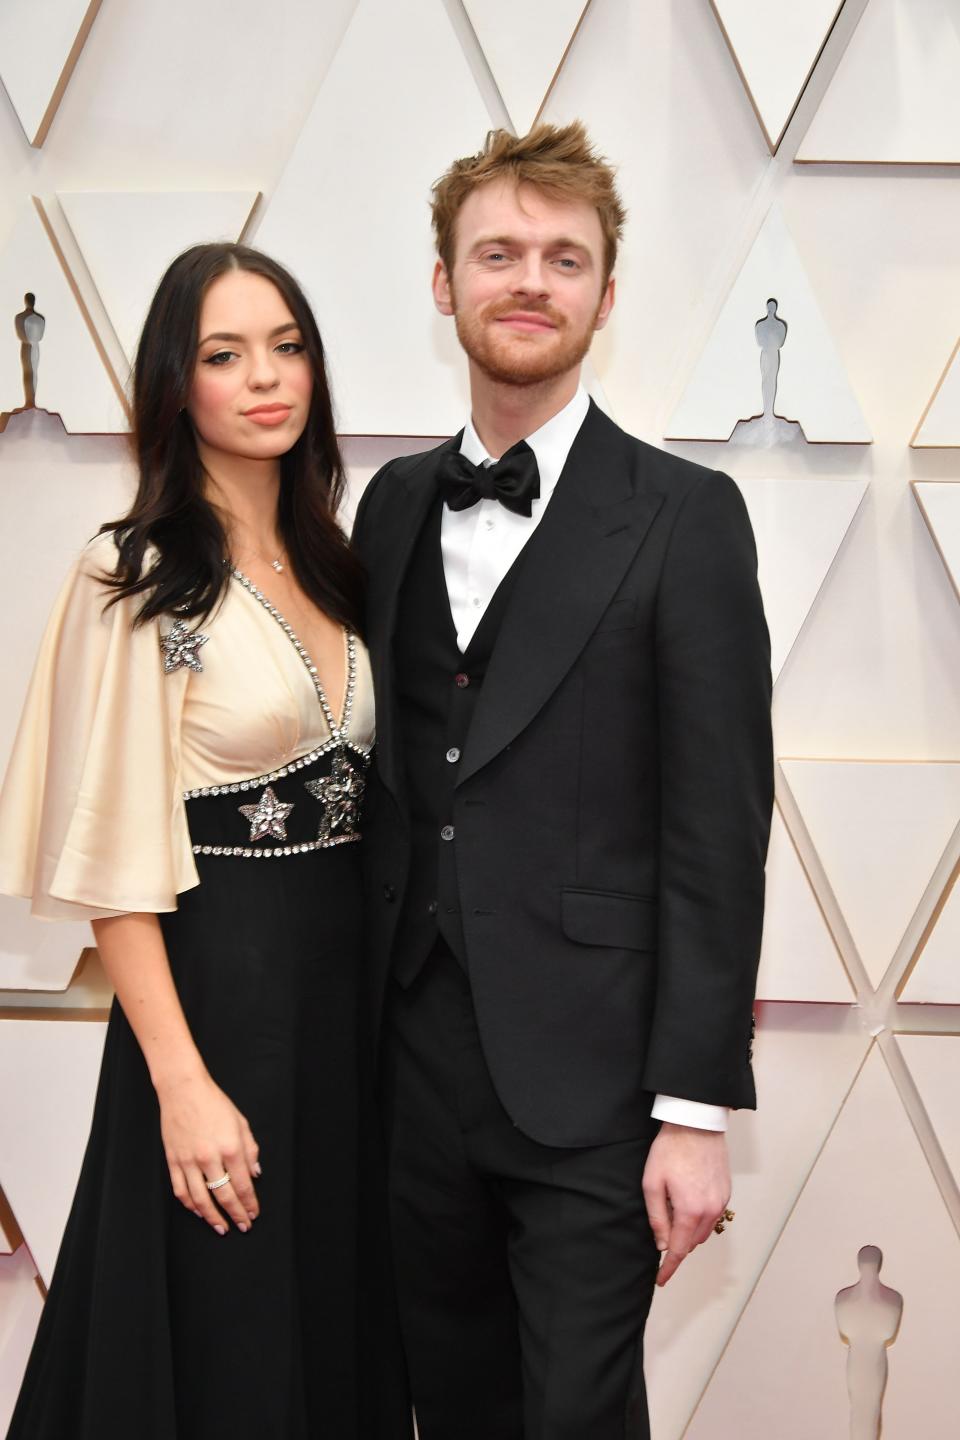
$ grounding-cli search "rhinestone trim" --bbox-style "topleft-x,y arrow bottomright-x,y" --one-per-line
230,568 -> 357,741
181,739 -> 369,802
191,833 -> 360,859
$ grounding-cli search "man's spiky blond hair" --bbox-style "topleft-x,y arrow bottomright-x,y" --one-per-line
431,120 -> 626,282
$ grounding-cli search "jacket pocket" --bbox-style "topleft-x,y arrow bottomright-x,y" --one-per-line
561,888 -> 658,951
592,597 -> 637,633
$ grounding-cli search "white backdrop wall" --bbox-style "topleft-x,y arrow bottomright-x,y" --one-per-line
1,2 -> 959,1437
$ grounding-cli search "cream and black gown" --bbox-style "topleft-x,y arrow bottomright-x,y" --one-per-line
0,534 -> 409,1439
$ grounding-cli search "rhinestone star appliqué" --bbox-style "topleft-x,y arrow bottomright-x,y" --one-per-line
304,753 -> 365,843
160,619 -> 209,674
238,785 -> 295,842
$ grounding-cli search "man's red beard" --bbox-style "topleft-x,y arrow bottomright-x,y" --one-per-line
452,294 -> 599,388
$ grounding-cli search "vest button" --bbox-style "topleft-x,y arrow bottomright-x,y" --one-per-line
455,672 -> 470,688
440,825 -> 455,842
383,884 -> 396,902
427,900 -> 438,916
446,747 -> 461,764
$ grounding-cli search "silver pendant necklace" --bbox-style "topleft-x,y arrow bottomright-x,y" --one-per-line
229,539 -> 287,574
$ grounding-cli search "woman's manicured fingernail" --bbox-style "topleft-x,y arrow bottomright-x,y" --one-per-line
238,1222 -> 249,1233
252,1163 -> 262,1177
214,1224 -> 227,1236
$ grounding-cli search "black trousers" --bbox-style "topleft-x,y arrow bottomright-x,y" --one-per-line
380,942 -> 661,1440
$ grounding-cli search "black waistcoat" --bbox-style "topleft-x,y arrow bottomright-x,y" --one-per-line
391,498 -> 520,987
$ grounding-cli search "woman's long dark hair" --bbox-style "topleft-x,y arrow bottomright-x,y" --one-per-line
100,243 -> 363,634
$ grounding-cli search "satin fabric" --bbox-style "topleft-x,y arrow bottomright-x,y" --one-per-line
0,532 -> 374,920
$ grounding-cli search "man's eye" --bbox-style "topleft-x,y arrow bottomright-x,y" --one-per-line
556,257 -> 580,270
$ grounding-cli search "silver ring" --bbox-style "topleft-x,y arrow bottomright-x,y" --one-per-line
205,1172 -> 230,1192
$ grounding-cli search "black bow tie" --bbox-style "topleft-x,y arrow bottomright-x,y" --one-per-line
439,439 -> 540,518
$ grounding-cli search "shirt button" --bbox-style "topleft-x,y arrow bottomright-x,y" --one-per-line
446,747 -> 461,764
383,884 -> 396,902
472,596 -> 482,608
485,519 -> 495,530
427,900 -> 438,916
440,825 -> 455,842
455,673 -> 470,688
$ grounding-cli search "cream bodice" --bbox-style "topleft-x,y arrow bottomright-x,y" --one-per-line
0,533 -> 374,920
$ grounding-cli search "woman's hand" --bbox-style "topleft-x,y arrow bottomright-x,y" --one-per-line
158,1070 -> 261,1235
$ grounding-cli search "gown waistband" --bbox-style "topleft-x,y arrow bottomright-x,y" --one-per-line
184,744 -> 368,860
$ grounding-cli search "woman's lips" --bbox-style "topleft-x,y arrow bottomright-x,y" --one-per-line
244,405 -> 292,426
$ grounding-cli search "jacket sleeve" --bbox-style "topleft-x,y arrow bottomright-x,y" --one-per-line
349,462 -> 392,565
0,536 -> 198,921
643,471 -> 773,1109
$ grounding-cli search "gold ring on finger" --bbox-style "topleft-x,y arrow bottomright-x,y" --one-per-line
714,1207 -> 735,1235
206,1172 -> 230,1192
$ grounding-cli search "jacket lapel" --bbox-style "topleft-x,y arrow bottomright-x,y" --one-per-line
457,404 -> 664,786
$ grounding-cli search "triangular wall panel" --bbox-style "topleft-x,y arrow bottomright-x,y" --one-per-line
0,0 -> 101,146
463,0 -> 591,134
578,356 -> 614,418
60,191 -> 260,365
797,0 -> 960,164
0,203 -> 127,434
686,1047 -> 960,1439
0,897 -> 91,993
900,875 -> 960,1003
666,205 -> 871,443
912,482 -> 960,603
254,0 -> 495,436
898,1034 -> 960,1192
0,1019 -> 107,1286
0,1188 -> 21,1256
737,477 -> 867,682
756,807 -> 852,1001
710,0 -> 845,152
912,338 -> 960,447
645,1008 -> 867,1440
780,760 -> 960,989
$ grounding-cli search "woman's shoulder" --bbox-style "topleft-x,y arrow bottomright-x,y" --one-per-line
75,529 -> 121,581
72,529 -> 162,608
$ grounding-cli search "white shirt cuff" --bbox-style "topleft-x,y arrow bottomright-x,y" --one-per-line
651,1094 -> 728,1132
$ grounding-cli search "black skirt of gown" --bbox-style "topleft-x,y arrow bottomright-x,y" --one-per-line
6,760 -> 410,1439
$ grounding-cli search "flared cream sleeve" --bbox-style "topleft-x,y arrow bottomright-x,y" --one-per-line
0,536 -> 199,920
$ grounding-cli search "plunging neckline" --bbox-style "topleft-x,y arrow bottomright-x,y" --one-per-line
230,568 -> 354,738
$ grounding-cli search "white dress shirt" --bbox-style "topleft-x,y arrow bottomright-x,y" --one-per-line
440,387 -> 727,1133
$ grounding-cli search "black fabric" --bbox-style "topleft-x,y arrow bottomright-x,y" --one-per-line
438,439 -> 540,516
390,497 -> 521,987
6,784 -> 410,1440
354,401 -> 774,1145
352,399 -> 773,1438
381,944 -> 660,1440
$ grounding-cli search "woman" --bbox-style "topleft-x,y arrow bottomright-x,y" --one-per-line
0,244 -> 409,1438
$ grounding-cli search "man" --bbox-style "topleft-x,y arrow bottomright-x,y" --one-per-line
352,122 -> 773,1438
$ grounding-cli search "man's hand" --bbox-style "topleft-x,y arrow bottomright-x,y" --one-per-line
642,1122 -> 731,1287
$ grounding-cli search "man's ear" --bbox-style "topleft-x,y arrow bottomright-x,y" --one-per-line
433,259 -> 454,316
594,275 -> 615,332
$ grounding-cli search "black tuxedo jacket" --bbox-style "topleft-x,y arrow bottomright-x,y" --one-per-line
352,402 -> 773,1147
